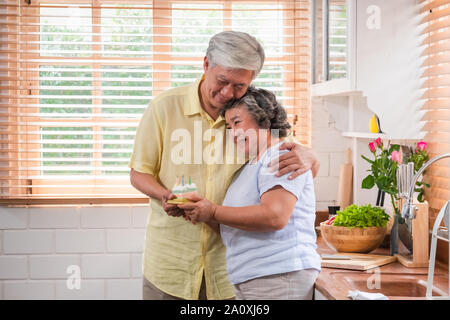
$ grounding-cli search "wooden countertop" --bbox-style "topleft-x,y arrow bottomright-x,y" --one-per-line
314,236 -> 449,300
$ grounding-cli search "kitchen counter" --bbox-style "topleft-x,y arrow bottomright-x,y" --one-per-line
314,236 -> 449,300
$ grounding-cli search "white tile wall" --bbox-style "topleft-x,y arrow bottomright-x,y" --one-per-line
316,153 -> 330,177
106,279 -> 142,300
82,254 -> 131,279
3,230 -> 54,254
0,207 -> 28,229
55,229 -> 106,253
312,98 -> 350,211
4,281 -> 55,300
55,279 -> 105,300
131,253 -> 143,279
311,127 -> 349,153
314,177 -> 340,202
132,206 -> 150,228
330,152 -> 346,177
81,207 -> 132,228
30,255 -> 80,279
106,229 -> 145,253
0,256 -> 27,279
29,207 -> 80,229
0,204 -> 148,300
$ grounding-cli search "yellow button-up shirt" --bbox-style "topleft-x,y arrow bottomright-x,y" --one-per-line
129,77 -> 244,299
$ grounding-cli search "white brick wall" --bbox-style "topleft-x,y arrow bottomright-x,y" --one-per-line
131,253 -> 143,278
29,207 -> 80,229
106,229 -> 145,253
55,230 -> 106,253
0,207 -> 28,229
82,254 -> 131,279
106,279 -> 143,300
4,281 -> 55,300
81,207 -> 131,228
3,230 -> 54,254
55,279 -> 105,300
30,255 -> 80,279
132,206 -> 149,228
311,98 -> 350,211
316,153 -> 330,177
0,256 -> 27,279
0,204 -> 149,300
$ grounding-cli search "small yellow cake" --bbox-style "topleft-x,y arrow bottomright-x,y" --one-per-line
167,177 -> 198,204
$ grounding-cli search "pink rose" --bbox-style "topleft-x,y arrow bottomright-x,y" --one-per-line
391,150 -> 401,163
417,141 -> 427,151
369,142 -> 376,153
375,137 -> 383,148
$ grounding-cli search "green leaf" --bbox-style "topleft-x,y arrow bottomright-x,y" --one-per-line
416,181 -> 430,188
361,155 -> 374,164
389,144 -> 401,153
362,175 -> 375,189
417,190 -> 425,203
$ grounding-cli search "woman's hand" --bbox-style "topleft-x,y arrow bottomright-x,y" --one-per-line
269,142 -> 320,179
178,193 -> 217,224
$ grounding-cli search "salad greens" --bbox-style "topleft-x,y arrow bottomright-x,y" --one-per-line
332,204 -> 390,229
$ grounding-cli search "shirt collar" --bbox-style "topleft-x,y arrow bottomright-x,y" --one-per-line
183,75 -> 205,116
184,75 -> 225,125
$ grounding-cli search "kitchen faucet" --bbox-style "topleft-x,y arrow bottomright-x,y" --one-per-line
399,152 -> 450,299
401,153 -> 450,220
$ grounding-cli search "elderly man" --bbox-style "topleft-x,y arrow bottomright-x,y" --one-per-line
129,31 -> 320,300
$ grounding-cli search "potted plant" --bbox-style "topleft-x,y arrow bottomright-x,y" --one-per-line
361,138 -> 401,220
320,204 -> 390,253
360,138 -> 430,253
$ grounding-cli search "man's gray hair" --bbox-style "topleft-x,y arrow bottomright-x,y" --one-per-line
206,31 -> 265,79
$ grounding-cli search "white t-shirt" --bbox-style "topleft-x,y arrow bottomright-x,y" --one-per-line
220,142 -> 321,285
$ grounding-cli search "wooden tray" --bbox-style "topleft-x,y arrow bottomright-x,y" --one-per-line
321,253 -> 397,271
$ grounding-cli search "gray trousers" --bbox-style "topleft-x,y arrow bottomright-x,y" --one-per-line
233,269 -> 319,300
142,276 -> 207,300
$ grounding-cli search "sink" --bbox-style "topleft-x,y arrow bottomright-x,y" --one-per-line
331,272 -> 449,299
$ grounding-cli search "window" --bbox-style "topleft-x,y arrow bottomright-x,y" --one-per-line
327,0 -> 347,80
0,0 -> 311,204
419,0 -> 450,220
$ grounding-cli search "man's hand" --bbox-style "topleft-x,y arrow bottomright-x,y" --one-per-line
268,142 -> 320,180
161,190 -> 185,217
130,169 -> 186,217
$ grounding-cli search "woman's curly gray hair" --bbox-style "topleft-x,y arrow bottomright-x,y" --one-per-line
221,86 -> 291,138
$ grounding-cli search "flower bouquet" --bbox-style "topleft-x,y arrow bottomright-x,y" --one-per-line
361,138 -> 401,219
361,138 -> 430,254
361,138 -> 430,220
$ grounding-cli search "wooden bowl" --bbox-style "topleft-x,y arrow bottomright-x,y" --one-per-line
320,222 -> 387,254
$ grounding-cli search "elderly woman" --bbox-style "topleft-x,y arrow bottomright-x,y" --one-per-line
179,87 -> 321,300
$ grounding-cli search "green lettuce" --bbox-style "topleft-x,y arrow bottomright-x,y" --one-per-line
332,204 -> 390,229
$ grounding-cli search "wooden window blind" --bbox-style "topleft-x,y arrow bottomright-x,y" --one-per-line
0,0 -> 311,204
419,0 -> 450,218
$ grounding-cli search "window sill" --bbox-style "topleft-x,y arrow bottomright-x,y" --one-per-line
0,197 -> 150,207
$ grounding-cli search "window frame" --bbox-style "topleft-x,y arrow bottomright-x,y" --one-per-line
1,0 -> 311,205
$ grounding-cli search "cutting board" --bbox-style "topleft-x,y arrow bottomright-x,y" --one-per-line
321,253 -> 397,271
337,148 -> 353,210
